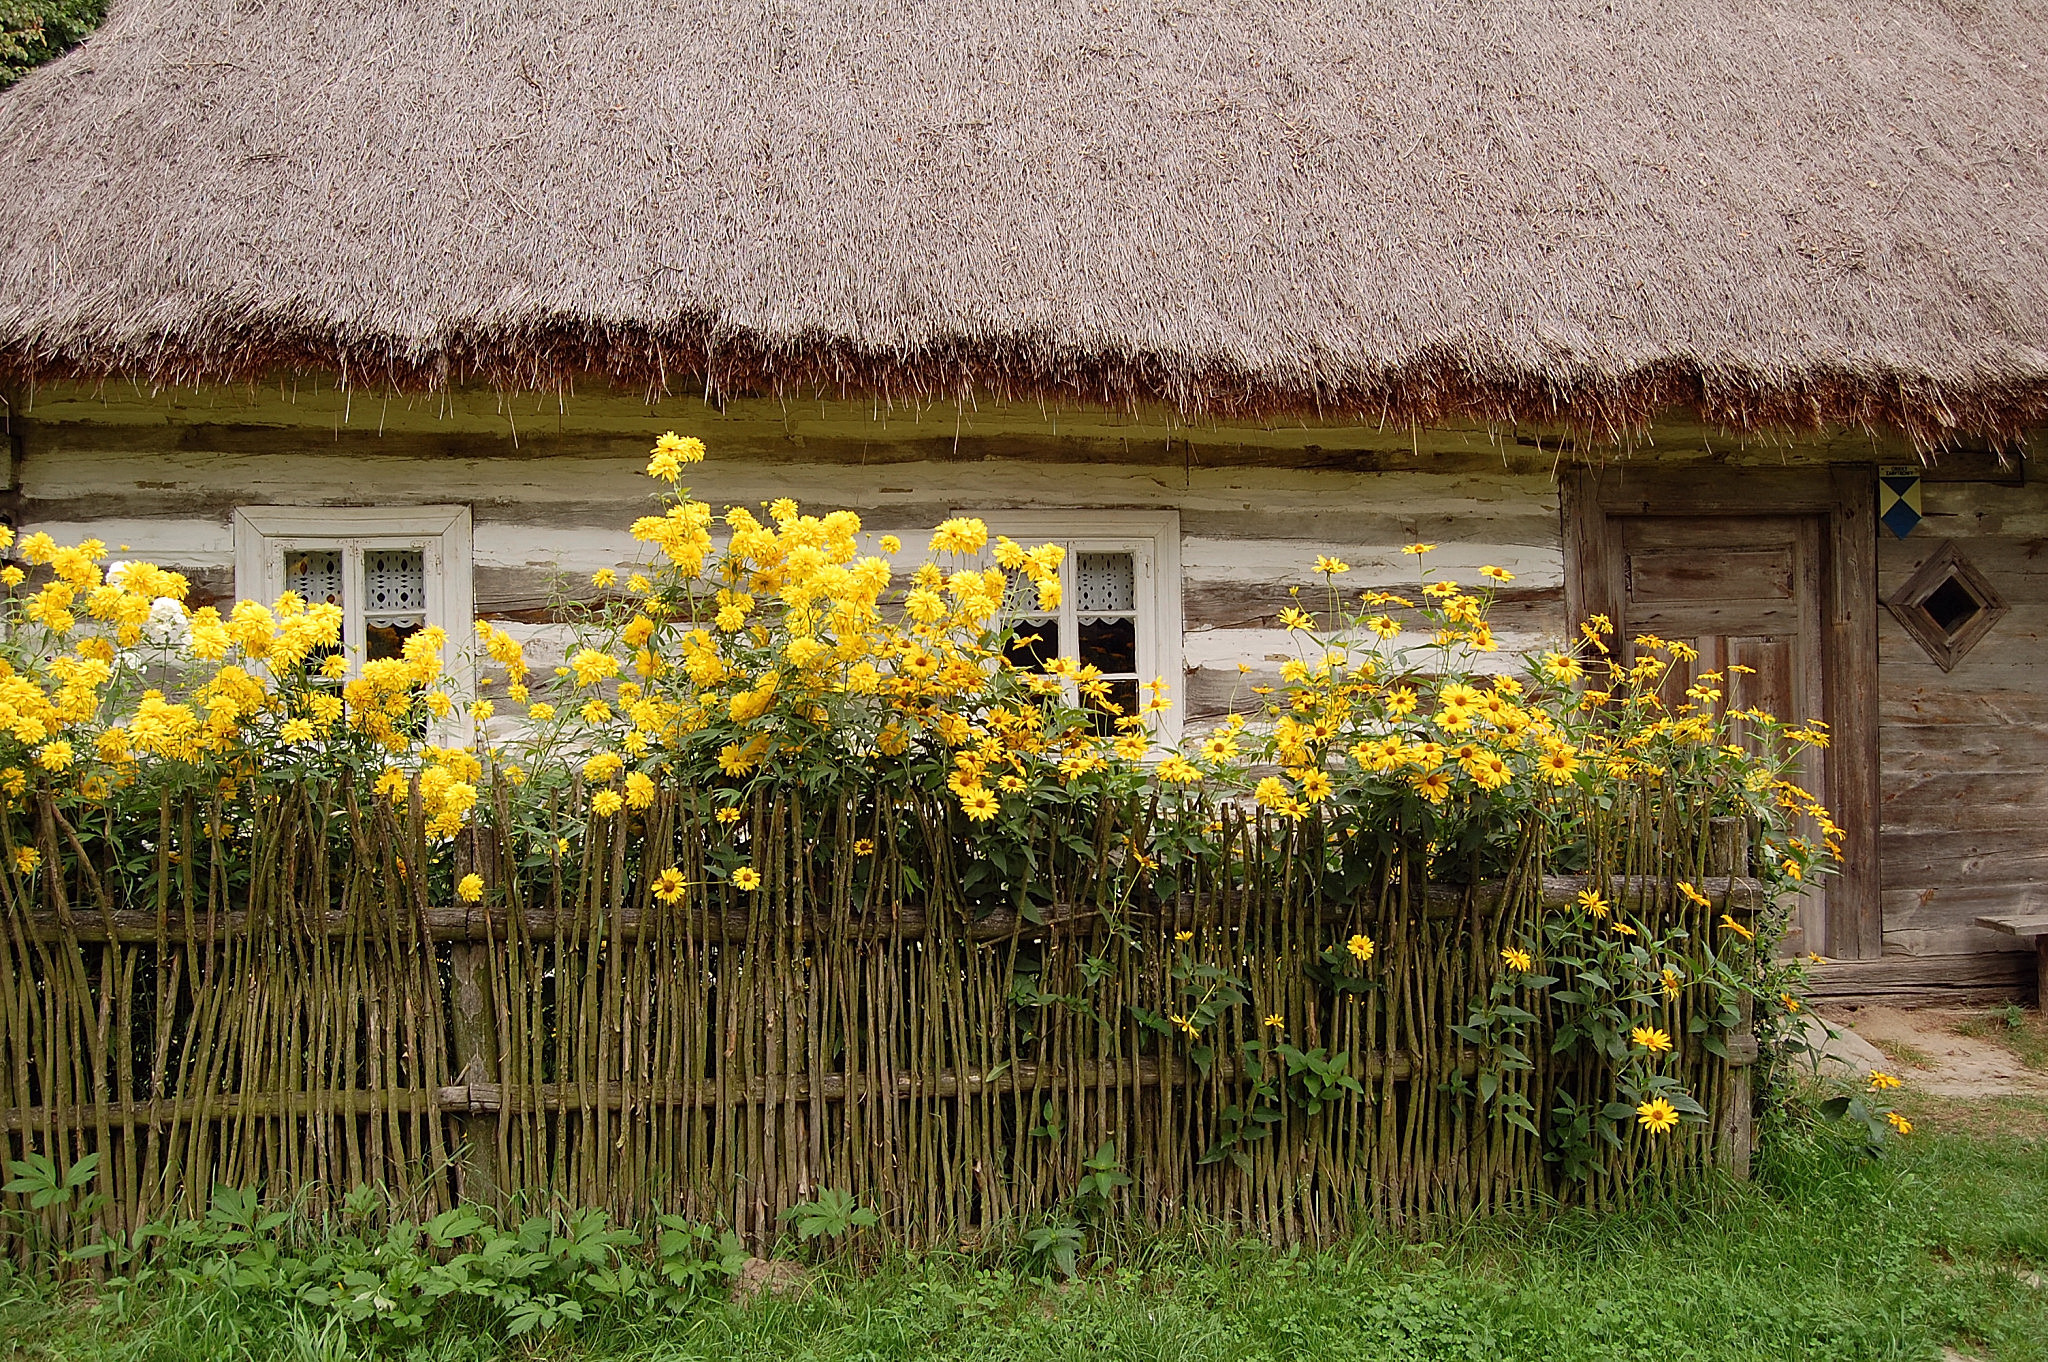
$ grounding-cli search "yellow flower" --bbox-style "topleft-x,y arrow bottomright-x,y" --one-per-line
591,790 -> 624,817
1886,1111 -> 1912,1135
1576,889 -> 1610,919
1676,881 -> 1713,908
853,838 -> 875,856
1868,1070 -> 1903,1092
624,771 -> 656,810
1347,933 -> 1375,965
1479,565 -> 1514,582
715,806 -> 743,825
1780,992 -> 1801,1013
1611,921 -> 1638,937
1412,770 -> 1452,804
1719,914 -> 1755,942
456,873 -> 484,903
957,785 -> 1000,822
14,847 -> 40,874
279,718 -> 316,744
1501,946 -> 1533,973
1169,1014 -> 1199,1039
569,648 -> 620,687
731,866 -> 762,891
1278,606 -> 1316,631
1635,1097 -> 1680,1134
1174,929 -> 1194,943
646,431 -> 705,481
1314,556 -> 1350,575
591,568 -> 617,589
1660,967 -> 1682,997
1400,542 -> 1436,555
652,866 -> 689,904
1630,1026 -> 1673,1054
528,702 -> 557,722
35,741 -> 73,773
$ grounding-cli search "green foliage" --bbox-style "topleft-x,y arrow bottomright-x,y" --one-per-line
69,1184 -> 746,1346
781,1188 -> 879,1245
4,1107 -> 2045,1361
0,1 -> 102,87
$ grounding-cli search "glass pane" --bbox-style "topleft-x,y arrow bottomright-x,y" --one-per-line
365,549 -> 427,627
282,550 -> 344,681
1084,679 -> 1141,734
1075,552 -> 1136,616
285,550 -> 343,608
1078,616 -> 1136,675
1004,618 -> 1061,672
366,618 -> 423,662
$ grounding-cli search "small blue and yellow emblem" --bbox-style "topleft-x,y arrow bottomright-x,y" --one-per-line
1879,467 -> 1923,540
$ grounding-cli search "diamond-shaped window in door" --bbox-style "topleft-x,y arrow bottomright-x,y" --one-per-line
1885,540 -> 2007,672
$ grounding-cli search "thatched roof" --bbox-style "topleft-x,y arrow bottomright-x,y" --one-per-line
0,1 -> 2043,440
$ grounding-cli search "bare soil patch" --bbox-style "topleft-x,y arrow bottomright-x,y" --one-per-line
1814,1003 -> 2048,1100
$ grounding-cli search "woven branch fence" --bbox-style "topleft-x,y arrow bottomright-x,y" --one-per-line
0,782 -> 1759,1251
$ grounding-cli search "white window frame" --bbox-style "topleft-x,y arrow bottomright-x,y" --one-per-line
232,505 -> 474,738
960,510 -> 1183,743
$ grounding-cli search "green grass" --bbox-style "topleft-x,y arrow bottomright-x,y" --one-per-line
3,1097 -> 2044,1362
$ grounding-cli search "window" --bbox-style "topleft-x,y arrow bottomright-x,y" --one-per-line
232,505 -> 474,696
965,511 -> 1183,741
1884,538 -> 2006,672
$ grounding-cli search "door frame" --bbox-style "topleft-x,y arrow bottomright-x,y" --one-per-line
1562,466 -> 1882,959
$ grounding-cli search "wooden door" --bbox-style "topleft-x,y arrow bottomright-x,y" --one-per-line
1613,516 -> 1829,951
1565,467 -> 1880,959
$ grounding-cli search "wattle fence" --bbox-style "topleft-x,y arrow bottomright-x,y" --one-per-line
0,783 -> 1761,1252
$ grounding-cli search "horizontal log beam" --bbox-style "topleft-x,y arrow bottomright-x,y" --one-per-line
1803,952 -> 2038,1006
7,875 -> 1769,945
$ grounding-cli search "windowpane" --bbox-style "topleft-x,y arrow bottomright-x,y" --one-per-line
285,550 -> 343,608
282,550 -> 344,680
364,549 -> 426,662
1074,552 -> 1135,616
365,550 -> 426,625
1078,616 -> 1136,675
1004,618 -> 1061,672
1085,679 -> 1141,733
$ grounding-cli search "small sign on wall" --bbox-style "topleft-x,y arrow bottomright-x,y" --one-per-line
1878,467 -> 1923,540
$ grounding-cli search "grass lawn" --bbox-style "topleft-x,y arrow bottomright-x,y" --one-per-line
2,1092 -> 2043,1362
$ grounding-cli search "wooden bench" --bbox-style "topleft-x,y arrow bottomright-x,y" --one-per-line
1973,916 -> 2048,1005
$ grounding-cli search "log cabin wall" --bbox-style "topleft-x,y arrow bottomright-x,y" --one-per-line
1872,472 -> 2046,985
5,384 -> 2039,1001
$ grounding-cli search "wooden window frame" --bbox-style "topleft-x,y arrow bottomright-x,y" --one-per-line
1884,539 -> 2007,672
233,504 -> 475,741
956,509 -> 1185,744
1562,467 -> 1881,959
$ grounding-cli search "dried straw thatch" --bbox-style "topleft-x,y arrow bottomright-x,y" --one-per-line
0,0 -> 2042,438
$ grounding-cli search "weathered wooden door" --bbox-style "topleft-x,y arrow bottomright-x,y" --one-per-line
1612,516 -> 1829,951
1565,468 -> 1880,959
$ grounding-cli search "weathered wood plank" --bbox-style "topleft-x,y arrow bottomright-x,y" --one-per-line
1975,916 -> 2048,937
1803,952 -> 2037,1005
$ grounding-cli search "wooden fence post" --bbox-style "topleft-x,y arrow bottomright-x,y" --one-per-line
447,936 -> 501,1205
1709,816 -> 1755,1179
